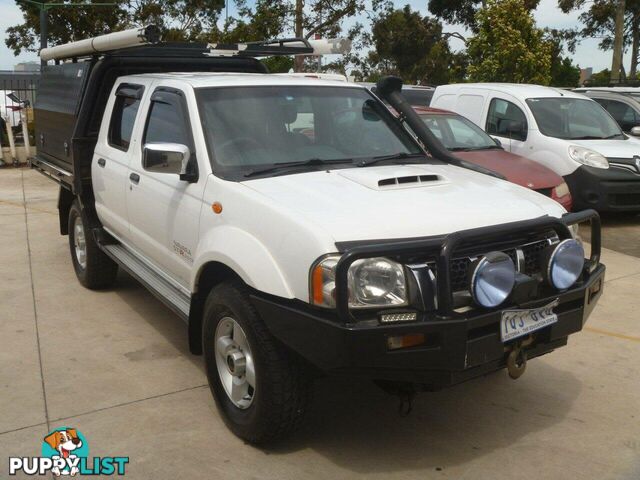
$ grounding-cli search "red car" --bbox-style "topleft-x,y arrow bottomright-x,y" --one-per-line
414,106 -> 573,211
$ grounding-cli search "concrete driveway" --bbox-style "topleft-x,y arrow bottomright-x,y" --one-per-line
1,167 -> 639,479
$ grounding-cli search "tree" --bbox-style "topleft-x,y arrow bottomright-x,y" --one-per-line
360,5 -> 468,85
559,0 -> 640,79
428,0 -> 540,30
5,0 -> 225,55
466,0 -> 553,84
211,0 -> 377,73
547,30 -> 581,87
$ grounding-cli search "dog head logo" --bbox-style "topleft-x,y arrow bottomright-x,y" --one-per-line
44,428 -> 83,459
42,427 -> 88,476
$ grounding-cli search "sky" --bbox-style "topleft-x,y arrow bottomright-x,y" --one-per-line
0,0 -> 623,72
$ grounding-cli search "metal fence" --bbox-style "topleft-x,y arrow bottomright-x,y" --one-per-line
1,71 -> 39,149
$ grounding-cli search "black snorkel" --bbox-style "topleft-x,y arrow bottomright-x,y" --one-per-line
375,76 -> 506,180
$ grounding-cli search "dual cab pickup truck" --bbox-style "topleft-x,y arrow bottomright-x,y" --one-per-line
32,28 -> 605,444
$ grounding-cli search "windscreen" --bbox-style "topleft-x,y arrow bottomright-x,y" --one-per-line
419,113 -> 498,150
526,97 -> 624,140
196,86 -> 421,177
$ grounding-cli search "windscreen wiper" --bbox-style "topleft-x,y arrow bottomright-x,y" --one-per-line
356,152 -> 427,167
244,158 -> 351,178
569,134 -> 623,140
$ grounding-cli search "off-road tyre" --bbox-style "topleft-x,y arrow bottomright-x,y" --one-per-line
203,281 -> 311,445
68,200 -> 118,289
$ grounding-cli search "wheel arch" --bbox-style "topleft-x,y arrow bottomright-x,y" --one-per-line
188,261 -> 245,355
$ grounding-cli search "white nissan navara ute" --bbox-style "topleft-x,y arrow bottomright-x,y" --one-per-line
32,29 -> 605,444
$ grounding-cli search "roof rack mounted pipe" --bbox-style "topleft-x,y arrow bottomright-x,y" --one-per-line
207,37 -> 351,57
40,25 -> 162,62
375,76 -> 506,180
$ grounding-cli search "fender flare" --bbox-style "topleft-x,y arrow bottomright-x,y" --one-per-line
191,225 -> 294,299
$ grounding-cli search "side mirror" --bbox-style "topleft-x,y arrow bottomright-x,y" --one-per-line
631,126 -> 640,137
143,143 -> 195,180
506,120 -> 525,135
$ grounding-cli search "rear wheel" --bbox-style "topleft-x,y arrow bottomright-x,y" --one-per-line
68,201 -> 118,289
203,281 -> 311,444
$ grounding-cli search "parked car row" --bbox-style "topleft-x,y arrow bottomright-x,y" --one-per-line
360,79 -> 640,212
412,106 -> 573,210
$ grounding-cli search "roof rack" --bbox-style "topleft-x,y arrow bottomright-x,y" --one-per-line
40,25 -> 351,62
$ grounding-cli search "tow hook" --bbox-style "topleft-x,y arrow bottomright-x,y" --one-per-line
506,336 -> 534,380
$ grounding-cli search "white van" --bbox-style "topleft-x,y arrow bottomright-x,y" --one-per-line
431,83 -> 640,211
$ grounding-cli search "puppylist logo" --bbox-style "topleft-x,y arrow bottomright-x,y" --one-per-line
9,427 -> 129,476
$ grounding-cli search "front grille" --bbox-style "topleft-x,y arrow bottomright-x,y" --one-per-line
448,236 -> 554,292
610,193 -> 640,206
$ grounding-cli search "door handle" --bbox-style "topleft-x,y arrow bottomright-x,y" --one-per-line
129,173 -> 140,184
97,158 -> 106,167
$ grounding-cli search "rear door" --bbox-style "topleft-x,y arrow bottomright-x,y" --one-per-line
125,84 -> 205,286
92,82 -> 145,240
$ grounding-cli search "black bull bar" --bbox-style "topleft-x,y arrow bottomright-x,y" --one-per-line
334,210 -> 601,322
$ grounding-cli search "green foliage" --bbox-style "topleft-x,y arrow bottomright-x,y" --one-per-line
550,57 -> 581,86
5,0 -> 225,55
363,5 -> 468,85
587,68 -> 612,86
428,0 -> 540,30
547,30 -> 581,87
467,0 -> 553,84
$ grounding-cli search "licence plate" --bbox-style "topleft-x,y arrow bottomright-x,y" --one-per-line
500,299 -> 559,342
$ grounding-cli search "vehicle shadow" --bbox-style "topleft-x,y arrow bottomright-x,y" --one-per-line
111,269 -> 205,372
271,362 -> 582,474
111,270 -> 582,474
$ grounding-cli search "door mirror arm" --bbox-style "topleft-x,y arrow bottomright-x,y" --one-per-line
179,156 -> 199,183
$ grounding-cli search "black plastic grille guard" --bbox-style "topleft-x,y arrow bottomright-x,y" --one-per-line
333,209 -> 601,322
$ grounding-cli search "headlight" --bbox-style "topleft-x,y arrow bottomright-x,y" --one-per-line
544,239 -> 584,290
468,252 -> 516,308
568,146 -> 609,169
310,256 -> 408,309
553,181 -> 570,198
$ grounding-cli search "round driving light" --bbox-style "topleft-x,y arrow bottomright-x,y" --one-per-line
545,239 -> 584,290
469,252 -> 516,308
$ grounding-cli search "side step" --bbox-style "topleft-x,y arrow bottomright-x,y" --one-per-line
101,244 -> 190,321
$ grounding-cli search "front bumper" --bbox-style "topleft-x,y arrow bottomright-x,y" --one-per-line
565,164 -> 640,211
253,264 -> 604,388
253,210 -> 605,390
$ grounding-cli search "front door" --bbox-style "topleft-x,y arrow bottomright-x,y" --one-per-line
485,96 -> 529,156
126,86 -> 205,287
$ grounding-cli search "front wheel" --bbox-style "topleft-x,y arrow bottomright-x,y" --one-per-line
68,201 -> 118,289
203,281 -> 311,444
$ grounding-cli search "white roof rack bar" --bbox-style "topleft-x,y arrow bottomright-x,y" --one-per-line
40,25 -> 161,62
207,37 -> 351,57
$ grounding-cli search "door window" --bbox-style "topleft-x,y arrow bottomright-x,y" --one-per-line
597,99 -> 638,132
144,98 -> 190,146
108,84 -> 144,150
142,89 -> 195,174
486,98 -> 528,141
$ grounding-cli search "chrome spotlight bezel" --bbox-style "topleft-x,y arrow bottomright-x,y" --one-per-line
545,239 -> 585,290
469,251 -> 516,308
